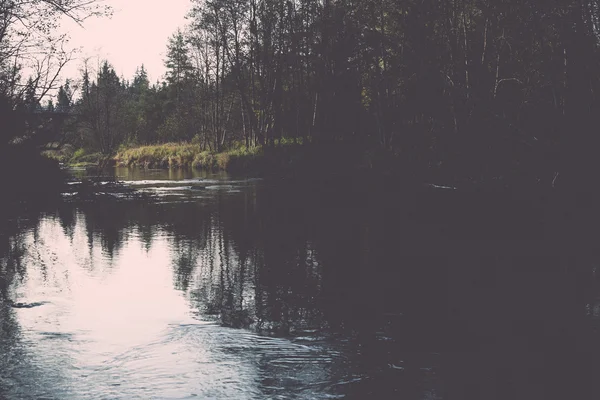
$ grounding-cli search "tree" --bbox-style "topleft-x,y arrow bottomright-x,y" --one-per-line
47,0 -> 600,191
0,0 -> 110,148
23,77 -> 40,112
133,65 -> 150,93
77,61 -> 127,154
160,30 -> 198,142
57,79 -> 74,113
165,30 -> 194,103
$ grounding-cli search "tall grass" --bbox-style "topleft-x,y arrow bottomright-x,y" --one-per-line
113,140 -> 375,178
115,143 -> 201,168
43,146 -> 111,167
46,139 -> 394,180
114,142 -> 268,173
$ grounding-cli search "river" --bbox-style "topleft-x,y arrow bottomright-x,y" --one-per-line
0,167 -> 598,399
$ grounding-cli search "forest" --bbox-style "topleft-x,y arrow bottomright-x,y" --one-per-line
3,1 -> 600,190
2,3 -> 600,398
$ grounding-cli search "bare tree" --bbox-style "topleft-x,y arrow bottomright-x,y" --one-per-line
0,0 -> 111,146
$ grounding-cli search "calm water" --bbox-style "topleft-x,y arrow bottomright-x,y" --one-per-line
0,167 -> 598,399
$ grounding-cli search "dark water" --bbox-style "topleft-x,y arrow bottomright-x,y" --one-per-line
0,168 -> 598,399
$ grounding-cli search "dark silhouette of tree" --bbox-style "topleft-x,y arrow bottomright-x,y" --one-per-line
77,61 -> 128,154
0,0 -> 110,149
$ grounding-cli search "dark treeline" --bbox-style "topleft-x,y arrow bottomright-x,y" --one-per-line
0,0 -> 108,144
0,1 -> 109,200
41,0 -> 600,189
3,1 -> 600,189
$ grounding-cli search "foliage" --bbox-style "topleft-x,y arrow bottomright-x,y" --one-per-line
0,1 -> 110,148
115,143 -> 203,168
71,148 -> 88,161
115,142 -> 269,173
69,151 -> 106,167
32,0 -> 600,189
42,144 -> 75,163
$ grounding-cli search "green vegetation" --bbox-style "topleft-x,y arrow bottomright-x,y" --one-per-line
37,0 -> 600,190
5,0 -> 600,192
43,147 -> 111,168
70,151 -> 110,168
113,139 -> 411,181
42,145 -> 75,164
115,142 -> 272,174
0,1 -> 109,203
115,143 -> 202,169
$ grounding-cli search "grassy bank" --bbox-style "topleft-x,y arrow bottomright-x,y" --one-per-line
113,141 -> 564,190
46,140 -> 458,186
114,142 -> 290,175
115,143 -> 219,169
75,140 -> 412,179
43,143 -> 270,173
43,146 -> 113,168
39,133 -> 416,181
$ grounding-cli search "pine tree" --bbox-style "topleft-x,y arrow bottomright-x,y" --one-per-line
133,65 -> 150,93
164,29 -> 194,105
77,61 -> 127,154
57,79 -> 73,113
23,77 -> 40,112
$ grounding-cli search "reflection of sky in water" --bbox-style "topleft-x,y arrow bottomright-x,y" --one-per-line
2,168 -> 595,399
0,210 -> 359,399
0,169 -> 452,399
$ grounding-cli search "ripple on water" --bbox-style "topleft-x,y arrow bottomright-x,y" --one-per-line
0,319 -> 352,399
0,174 -> 437,400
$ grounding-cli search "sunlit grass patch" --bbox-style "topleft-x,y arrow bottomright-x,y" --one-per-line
114,139 -> 304,174
115,143 -> 201,168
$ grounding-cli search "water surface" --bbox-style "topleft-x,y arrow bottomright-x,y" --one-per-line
0,167 -> 597,399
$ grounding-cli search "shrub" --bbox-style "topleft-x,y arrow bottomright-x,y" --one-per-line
71,148 -> 87,161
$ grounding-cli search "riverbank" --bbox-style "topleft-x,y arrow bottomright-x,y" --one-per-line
43,146 -> 113,168
107,141 -> 419,183
44,142 -> 274,173
43,140 -> 568,196
110,142 -> 559,199
0,144 -> 66,204
114,143 -> 263,172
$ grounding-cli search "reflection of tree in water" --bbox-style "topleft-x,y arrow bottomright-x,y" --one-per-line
2,181 -> 600,398
138,221 -> 155,253
0,204 -> 50,379
187,188 -> 327,334
143,202 -> 218,309
55,203 -> 77,239
188,209 -> 256,329
0,236 -> 28,301
171,239 -> 200,292
80,202 -> 127,261
0,203 -> 51,301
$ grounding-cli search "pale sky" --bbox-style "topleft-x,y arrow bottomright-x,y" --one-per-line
59,0 -> 192,84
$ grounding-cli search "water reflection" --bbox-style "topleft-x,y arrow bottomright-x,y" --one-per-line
0,214 -> 353,398
0,169 -> 598,399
